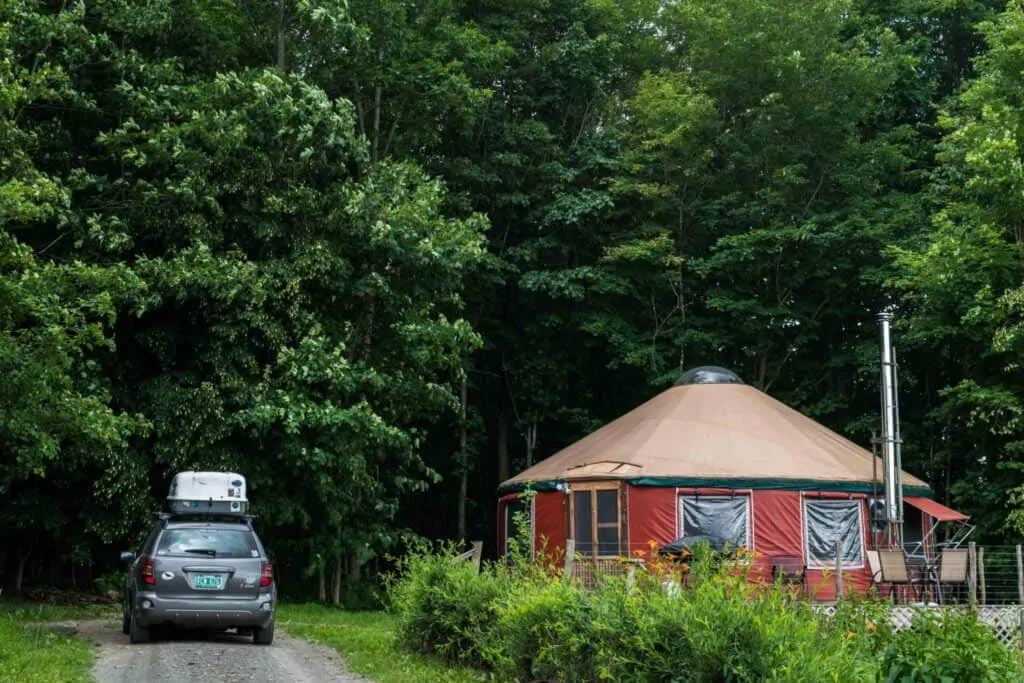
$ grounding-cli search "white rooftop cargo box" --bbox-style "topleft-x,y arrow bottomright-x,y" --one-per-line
168,471 -> 248,515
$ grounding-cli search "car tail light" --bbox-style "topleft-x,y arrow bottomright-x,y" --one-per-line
259,561 -> 273,588
141,556 -> 156,586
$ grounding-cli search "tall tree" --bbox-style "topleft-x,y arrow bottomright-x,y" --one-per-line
894,3 -> 1024,540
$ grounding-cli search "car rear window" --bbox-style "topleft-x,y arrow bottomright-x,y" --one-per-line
156,528 -> 259,558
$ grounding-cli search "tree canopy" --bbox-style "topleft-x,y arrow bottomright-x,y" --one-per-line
2,0 -> 1023,596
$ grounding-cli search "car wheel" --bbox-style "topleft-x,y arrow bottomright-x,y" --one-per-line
253,620 -> 274,646
129,609 -> 151,644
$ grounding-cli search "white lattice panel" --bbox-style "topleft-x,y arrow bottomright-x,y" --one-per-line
815,604 -> 1021,649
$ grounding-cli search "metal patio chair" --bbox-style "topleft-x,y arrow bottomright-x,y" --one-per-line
876,549 -> 925,603
935,548 -> 969,605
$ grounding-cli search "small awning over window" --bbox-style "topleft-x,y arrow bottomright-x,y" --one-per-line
904,496 -> 969,522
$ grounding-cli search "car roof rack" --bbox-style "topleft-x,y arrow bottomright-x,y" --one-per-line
155,510 -> 258,529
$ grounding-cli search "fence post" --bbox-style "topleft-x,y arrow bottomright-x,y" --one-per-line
1016,545 -> 1023,603
979,547 -> 987,606
834,540 -> 843,600
563,539 -> 575,580
471,541 -> 483,572
968,541 -> 978,610
1018,545 -> 1024,663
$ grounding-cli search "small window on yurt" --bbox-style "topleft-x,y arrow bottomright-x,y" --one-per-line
804,499 -> 864,568
678,495 -> 751,550
572,487 -> 621,558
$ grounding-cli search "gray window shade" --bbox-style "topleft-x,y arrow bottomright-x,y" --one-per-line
804,499 -> 864,567
680,496 -> 750,549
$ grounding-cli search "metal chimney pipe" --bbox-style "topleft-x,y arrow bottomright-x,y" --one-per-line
877,311 -> 900,526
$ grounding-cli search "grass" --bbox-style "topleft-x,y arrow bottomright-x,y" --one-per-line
0,600 -> 117,683
277,603 -> 485,683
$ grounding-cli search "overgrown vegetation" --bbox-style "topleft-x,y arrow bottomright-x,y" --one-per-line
387,539 -> 1023,682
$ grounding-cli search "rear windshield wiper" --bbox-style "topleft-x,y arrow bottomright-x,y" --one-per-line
183,548 -> 218,557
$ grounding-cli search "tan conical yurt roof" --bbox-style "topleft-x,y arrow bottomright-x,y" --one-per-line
499,366 -> 930,494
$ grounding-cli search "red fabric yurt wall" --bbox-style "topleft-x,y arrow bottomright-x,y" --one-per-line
616,484 -> 876,599
534,491 -> 567,562
497,491 -> 567,565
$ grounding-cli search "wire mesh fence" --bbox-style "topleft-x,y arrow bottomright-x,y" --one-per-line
974,546 -> 1024,605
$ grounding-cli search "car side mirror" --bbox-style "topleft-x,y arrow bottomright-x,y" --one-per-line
120,551 -> 136,564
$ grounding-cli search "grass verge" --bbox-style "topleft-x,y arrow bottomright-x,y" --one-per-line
277,603 -> 485,683
0,601 -> 116,683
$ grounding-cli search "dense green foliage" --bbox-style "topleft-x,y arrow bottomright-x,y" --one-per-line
388,546 -> 1022,682
4,0 -> 1024,594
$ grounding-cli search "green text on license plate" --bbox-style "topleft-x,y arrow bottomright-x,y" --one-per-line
194,574 -> 223,590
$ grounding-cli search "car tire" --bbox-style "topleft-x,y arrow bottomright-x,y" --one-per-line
121,606 -> 130,635
253,620 -> 274,646
129,610 -> 151,644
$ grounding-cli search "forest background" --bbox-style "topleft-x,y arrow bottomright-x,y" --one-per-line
4,0 -> 1024,602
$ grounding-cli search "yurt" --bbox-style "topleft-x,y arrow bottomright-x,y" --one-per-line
496,366 -> 969,600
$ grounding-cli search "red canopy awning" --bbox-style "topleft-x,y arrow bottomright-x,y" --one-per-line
905,496 -> 969,522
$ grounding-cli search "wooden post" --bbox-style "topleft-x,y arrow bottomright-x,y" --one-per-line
968,541 -> 978,610
1019,610 -> 1024,667
563,539 -> 575,580
979,547 -> 987,606
1018,546 -> 1024,663
835,540 -> 844,600
1016,545 -> 1023,604
471,541 -> 483,572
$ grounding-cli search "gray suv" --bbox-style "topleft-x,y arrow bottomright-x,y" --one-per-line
120,514 -> 276,645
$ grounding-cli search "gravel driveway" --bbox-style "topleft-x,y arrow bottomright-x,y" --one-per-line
77,620 -> 372,683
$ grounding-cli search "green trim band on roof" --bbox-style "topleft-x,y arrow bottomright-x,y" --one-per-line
498,477 -> 932,497
498,480 -> 564,494
628,477 -> 932,496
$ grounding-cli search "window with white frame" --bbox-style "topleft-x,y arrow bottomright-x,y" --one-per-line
678,495 -> 751,549
803,499 -> 864,568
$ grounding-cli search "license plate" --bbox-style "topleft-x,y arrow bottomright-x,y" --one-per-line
193,574 -> 224,590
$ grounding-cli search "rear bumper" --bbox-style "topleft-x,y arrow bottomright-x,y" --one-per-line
134,591 -> 275,628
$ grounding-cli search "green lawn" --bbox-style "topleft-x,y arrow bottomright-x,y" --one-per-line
0,602 -> 116,683
277,604 -> 485,683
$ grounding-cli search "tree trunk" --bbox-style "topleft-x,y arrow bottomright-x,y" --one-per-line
525,420 -> 537,467
14,541 -> 34,593
346,554 -> 361,586
372,48 -> 384,161
276,0 -> 287,72
458,372 -> 468,540
331,550 -> 342,606
498,393 -> 509,484
317,561 -> 326,602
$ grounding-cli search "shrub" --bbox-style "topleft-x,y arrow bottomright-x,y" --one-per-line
822,593 -> 897,659
386,539 -> 1024,682
386,541 -> 511,667
483,577 -> 598,682
880,608 -> 1023,683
